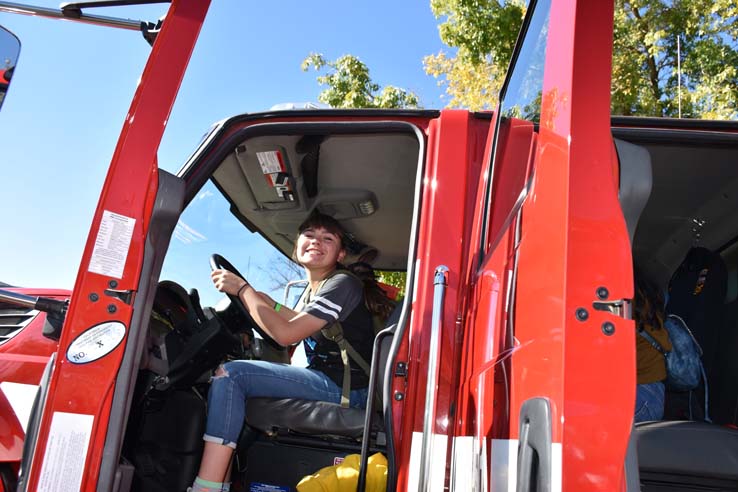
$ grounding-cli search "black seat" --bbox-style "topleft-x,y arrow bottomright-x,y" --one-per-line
245,305 -> 401,439
712,298 -> 738,425
637,420 -> 738,491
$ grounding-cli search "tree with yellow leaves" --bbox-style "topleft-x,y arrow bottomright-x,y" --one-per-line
425,0 -> 738,119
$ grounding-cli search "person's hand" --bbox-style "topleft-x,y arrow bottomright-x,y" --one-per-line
210,269 -> 248,296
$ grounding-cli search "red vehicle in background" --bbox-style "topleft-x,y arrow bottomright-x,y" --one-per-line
0,286 -> 67,491
1,1 -> 738,492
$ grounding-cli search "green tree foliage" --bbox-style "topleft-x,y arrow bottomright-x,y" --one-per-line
613,0 -> 738,118
302,53 -> 420,109
377,271 -> 406,299
424,0 -> 525,110
425,0 -> 738,119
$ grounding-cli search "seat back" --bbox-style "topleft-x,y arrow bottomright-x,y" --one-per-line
712,298 -> 738,424
636,421 -> 738,490
245,300 -> 404,439
375,302 -> 402,403
615,138 -> 653,244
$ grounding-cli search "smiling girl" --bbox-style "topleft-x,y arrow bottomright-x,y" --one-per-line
190,212 -> 376,492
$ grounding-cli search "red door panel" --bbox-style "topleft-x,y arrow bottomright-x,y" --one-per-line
25,2 -> 211,491
458,0 -> 632,490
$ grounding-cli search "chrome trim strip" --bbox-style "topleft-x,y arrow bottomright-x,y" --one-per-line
0,1 -> 143,30
0,289 -> 38,309
418,265 -> 449,492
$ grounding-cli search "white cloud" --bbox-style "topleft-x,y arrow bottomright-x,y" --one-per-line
173,220 -> 207,244
197,190 -> 214,201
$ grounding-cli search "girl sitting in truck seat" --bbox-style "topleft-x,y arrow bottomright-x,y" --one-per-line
189,211 -> 388,492
634,268 -> 672,423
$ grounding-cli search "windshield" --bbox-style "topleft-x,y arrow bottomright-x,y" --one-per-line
160,180 -> 304,309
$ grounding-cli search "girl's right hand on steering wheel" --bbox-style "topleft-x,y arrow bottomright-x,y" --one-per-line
211,269 -> 248,296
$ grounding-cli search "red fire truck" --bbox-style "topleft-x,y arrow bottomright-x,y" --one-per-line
1,1 -> 738,491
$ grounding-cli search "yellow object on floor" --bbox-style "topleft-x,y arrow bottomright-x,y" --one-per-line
296,452 -> 387,492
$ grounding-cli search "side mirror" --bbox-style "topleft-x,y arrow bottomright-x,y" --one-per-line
0,25 -> 20,111
283,280 -> 308,308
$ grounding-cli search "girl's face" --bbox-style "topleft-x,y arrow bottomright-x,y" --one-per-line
296,226 -> 346,269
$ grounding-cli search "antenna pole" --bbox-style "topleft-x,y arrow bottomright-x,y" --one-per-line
677,34 -> 682,118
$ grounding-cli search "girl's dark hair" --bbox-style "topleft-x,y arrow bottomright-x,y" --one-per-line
297,210 -> 347,249
633,265 -> 665,331
347,262 -> 396,321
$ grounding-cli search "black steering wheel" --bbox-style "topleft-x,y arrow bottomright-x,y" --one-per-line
209,254 -> 284,350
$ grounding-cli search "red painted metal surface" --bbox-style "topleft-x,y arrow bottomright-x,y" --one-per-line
25,1 -> 211,490
393,110 -> 490,491
456,116 -> 537,450
0,390 -> 23,462
451,1 -> 629,490
549,1 -> 633,489
509,0 -> 630,489
0,289 -> 68,385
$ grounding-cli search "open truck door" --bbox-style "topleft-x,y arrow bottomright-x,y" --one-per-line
456,0 -> 634,491
17,1 -> 211,491
0,24 -> 19,111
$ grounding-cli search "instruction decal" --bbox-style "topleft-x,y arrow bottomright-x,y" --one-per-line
256,150 -> 285,175
66,321 -> 126,364
37,412 -> 94,492
88,210 -> 136,279
256,150 -> 294,201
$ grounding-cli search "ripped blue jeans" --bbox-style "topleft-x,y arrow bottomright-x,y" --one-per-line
203,360 -> 368,448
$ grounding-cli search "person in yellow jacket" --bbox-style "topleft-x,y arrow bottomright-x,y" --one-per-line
297,453 -> 387,492
634,268 -> 672,422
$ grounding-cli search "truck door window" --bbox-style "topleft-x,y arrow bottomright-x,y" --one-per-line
480,0 -> 551,254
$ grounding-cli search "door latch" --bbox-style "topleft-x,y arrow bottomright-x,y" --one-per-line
592,298 -> 632,319
104,288 -> 135,305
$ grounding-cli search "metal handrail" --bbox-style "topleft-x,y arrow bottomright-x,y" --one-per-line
0,1 -> 144,30
418,265 -> 448,492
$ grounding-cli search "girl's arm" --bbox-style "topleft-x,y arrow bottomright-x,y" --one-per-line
211,269 -> 323,346
257,292 -> 298,320
241,285 -> 324,346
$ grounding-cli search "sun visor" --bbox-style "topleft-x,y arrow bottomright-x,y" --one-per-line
233,143 -> 301,211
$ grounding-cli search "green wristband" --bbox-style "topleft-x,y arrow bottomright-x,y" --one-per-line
274,302 -> 282,312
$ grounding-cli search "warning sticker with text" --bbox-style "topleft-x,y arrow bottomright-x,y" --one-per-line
88,210 -> 136,279
256,150 -> 285,176
37,412 -> 94,492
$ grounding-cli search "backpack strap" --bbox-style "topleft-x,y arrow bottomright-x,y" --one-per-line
637,328 -> 668,356
321,321 -> 371,407
308,269 -> 373,408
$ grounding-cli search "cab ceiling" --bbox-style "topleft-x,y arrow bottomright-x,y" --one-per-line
212,131 -> 420,270
619,129 -> 738,286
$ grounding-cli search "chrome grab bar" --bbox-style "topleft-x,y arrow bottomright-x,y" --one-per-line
418,265 -> 449,492
0,1 -> 144,31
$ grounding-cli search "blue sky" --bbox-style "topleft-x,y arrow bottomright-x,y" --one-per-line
0,1 -> 448,298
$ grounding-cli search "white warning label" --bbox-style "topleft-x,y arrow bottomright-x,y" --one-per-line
37,412 -> 94,492
256,150 -> 284,175
88,210 -> 136,279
